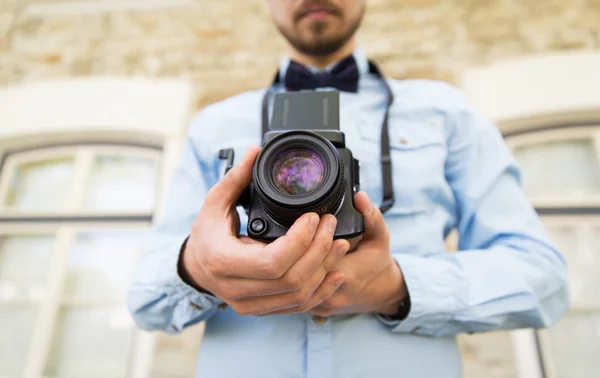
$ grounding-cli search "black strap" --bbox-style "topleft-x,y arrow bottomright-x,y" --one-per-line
261,60 -> 395,214
368,61 -> 395,214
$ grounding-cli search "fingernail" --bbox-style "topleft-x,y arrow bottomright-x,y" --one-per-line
334,275 -> 344,287
308,213 -> 319,233
327,215 -> 337,232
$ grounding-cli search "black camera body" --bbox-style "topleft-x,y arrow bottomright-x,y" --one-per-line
220,90 -> 364,244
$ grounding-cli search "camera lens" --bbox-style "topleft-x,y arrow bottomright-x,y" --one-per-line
272,149 -> 325,196
254,131 -> 346,226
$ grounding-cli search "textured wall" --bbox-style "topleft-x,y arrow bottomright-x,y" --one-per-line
1,0 -> 600,109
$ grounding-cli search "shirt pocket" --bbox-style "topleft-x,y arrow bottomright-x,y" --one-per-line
354,113 -> 447,216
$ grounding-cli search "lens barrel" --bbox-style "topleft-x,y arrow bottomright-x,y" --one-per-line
254,131 -> 346,227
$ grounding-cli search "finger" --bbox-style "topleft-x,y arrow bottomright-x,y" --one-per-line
226,222 -> 349,299
229,204 -> 241,238
273,214 -> 337,290
219,212 -> 319,279
205,145 -> 260,213
321,239 -> 350,271
308,305 -> 336,317
353,191 -> 388,240
264,272 -> 345,315
256,212 -> 321,278
231,254 -> 335,315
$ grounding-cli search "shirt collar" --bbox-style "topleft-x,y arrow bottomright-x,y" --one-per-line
277,47 -> 369,83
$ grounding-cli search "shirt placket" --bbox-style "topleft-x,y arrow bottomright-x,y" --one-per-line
306,314 -> 334,378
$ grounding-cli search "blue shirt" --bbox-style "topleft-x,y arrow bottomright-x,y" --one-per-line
127,48 -> 569,378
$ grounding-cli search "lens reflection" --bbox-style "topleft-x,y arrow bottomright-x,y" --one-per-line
272,149 -> 325,195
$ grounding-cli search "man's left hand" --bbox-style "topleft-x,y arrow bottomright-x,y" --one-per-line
267,192 -> 408,317
310,191 -> 407,317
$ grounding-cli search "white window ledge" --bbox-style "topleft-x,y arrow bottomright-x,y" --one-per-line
0,77 -> 194,144
460,51 -> 600,134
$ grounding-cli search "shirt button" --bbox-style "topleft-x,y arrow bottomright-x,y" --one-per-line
312,315 -> 327,325
191,302 -> 203,311
218,303 -> 228,310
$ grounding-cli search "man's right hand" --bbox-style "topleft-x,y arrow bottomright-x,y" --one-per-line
181,145 -> 350,316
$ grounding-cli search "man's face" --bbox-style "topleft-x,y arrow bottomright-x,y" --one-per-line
266,0 -> 366,57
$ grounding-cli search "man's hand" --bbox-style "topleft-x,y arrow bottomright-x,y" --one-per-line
305,192 -> 408,317
180,145 -> 350,316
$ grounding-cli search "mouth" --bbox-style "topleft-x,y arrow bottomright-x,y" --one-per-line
298,7 -> 338,21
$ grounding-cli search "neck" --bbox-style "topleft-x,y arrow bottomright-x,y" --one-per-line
288,37 -> 357,69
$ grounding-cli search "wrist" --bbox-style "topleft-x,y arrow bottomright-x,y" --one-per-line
377,258 -> 408,316
178,237 -> 213,295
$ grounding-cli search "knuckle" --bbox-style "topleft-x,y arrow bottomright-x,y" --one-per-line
294,233 -> 312,251
206,253 -> 228,276
259,254 -> 285,279
218,283 -> 238,301
319,236 -> 334,255
283,272 -> 303,291
294,290 -> 312,307
205,186 -> 221,204
322,297 -> 335,308
323,296 -> 344,309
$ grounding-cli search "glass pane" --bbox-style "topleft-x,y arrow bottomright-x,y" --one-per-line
544,224 -> 600,305
63,230 -> 145,302
150,324 -> 205,378
44,306 -> 133,378
82,154 -> 159,212
543,312 -> 600,378
458,332 -> 517,378
0,305 -> 38,377
5,157 -> 75,211
514,138 -> 600,200
0,235 -> 55,302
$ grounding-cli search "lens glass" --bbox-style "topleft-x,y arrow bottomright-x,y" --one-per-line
272,149 -> 325,196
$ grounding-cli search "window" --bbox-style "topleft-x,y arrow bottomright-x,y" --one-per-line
458,331 -> 518,378
0,143 -> 162,378
507,125 -> 600,378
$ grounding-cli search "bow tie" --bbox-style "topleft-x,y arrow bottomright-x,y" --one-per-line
284,55 -> 360,93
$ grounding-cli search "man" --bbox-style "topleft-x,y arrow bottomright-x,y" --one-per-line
127,1 -> 569,377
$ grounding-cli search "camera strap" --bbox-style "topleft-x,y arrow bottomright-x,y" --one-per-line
261,60 -> 395,214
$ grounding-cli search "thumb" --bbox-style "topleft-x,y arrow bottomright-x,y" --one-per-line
205,145 -> 260,212
354,191 -> 388,240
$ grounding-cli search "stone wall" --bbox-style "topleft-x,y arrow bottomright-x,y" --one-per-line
1,0 -> 599,109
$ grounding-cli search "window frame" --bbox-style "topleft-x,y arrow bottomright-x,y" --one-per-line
0,141 -> 163,223
505,125 -> 600,210
0,140 -> 163,378
504,123 -> 600,378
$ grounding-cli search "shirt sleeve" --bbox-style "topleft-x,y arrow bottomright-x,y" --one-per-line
378,93 -> 570,337
127,114 -> 226,334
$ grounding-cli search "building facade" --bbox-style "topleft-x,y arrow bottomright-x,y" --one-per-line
0,1 -> 599,378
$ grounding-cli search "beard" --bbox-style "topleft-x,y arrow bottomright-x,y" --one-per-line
276,1 -> 365,57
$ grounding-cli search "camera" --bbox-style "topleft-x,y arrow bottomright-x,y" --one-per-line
219,90 -> 364,247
